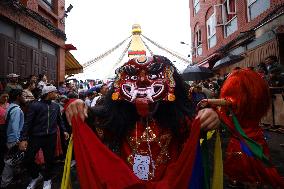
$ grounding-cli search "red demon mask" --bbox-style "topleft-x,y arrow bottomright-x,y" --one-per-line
112,55 -> 176,117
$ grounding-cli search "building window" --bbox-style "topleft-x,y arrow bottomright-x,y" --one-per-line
206,14 -> 217,48
247,0 -> 270,21
41,0 -> 53,10
224,16 -> 238,37
214,0 -> 238,37
19,31 -> 39,49
42,41 -> 56,56
223,0 -> 238,36
193,0 -> 200,15
195,28 -> 202,56
224,0 -> 236,21
0,19 -> 15,38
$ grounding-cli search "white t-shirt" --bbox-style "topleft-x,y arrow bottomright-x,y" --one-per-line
90,96 -> 101,107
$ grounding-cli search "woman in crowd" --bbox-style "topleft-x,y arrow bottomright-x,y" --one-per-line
22,81 -> 36,103
0,91 -> 9,174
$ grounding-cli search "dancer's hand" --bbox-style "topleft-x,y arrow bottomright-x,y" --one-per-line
196,108 -> 220,131
65,99 -> 88,125
197,99 -> 209,109
19,141 -> 28,151
64,132 -> 70,140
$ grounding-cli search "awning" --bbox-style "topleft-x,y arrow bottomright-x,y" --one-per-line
212,54 -> 244,70
198,61 -> 209,68
65,51 -> 83,75
197,53 -> 221,68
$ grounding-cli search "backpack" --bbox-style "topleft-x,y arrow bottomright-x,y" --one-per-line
4,105 -> 25,166
5,106 -> 18,125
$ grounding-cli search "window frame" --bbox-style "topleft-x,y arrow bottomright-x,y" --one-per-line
247,0 -> 257,6
223,0 -> 237,23
214,0 -> 237,26
42,41 -> 56,56
213,0 -> 238,37
224,16 -> 238,37
247,0 -> 270,21
41,0 -> 53,10
19,30 -> 39,49
206,13 -> 217,48
194,27 -> 202,56
193,0 -> 200,15
225,0 -> 237,14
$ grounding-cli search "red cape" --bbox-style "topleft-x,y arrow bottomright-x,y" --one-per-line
71,116 -> 201,189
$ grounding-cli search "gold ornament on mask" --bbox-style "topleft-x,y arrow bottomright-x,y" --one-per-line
167,93 -> 175,101
112,92 -> 119,100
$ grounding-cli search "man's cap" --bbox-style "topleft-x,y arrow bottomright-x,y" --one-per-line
7,73 -> 20,78
42,85 -> 57,95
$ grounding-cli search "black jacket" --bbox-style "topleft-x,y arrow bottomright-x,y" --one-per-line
20,100 -> 66,140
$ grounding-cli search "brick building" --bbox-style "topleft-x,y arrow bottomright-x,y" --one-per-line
0,0 -> 82,84
189,0 -> 284,74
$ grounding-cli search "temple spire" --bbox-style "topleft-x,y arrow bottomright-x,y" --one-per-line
128,24 -> 147,59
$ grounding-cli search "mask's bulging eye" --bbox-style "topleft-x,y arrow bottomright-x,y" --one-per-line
130,76 -> 138,81
148,74 -> 158,80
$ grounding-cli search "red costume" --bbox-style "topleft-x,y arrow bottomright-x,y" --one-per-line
219,69 -> 284,188
68,55 -> 204,189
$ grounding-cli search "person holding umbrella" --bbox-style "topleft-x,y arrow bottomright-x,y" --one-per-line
188,83 -> 207,110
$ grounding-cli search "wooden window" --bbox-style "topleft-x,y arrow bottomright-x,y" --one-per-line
42,41 -> 56,56
19,30 -> 39,49
0,19 -> 15,38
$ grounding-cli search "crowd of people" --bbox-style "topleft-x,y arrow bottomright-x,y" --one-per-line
0,73 -> 110,189
188,55 -> 284,131
0,55 -> 283,189
63,55 -> 284,189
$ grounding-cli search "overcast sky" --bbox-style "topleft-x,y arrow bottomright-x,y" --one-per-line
65,0 -> 192,79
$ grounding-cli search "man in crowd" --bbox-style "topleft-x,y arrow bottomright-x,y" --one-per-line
1,89 -> 24,188
58,82 -> 67,95
265,56 -> 284,86
37,74 -> 48,90
91,84 -> 109,106
4,74 -> 22,93
19,86 -> 69,189
28,75 -> 38,84
84,91 -> 95,107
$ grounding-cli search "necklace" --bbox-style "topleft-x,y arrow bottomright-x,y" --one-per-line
133,118 -> 156,180
145,118 -> 156,177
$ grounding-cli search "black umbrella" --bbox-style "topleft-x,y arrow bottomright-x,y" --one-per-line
182,65 -> 214,81
213,54 -> 244,70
